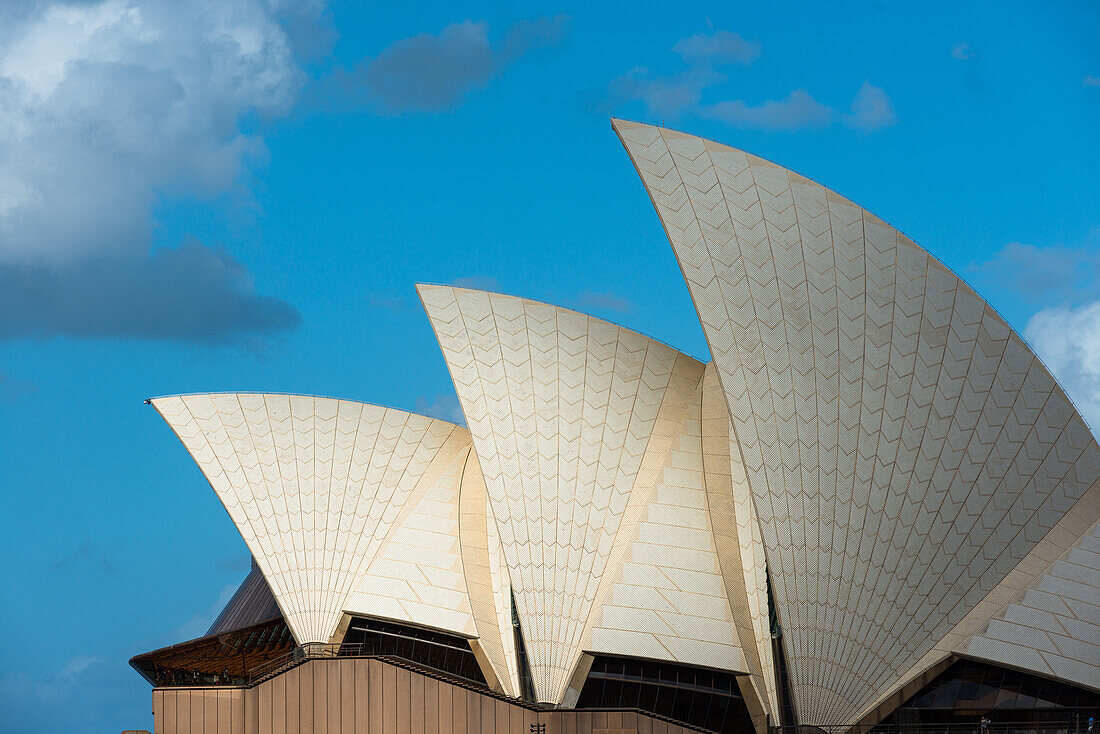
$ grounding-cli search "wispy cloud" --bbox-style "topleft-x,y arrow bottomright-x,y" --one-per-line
0,370 -> 37,401
844,81 -> 897,131
606,29 -> 752,120
50,539 -> 115,576
0,655 -> 144,732
672,30 -> 761,66
1025,301 -> 1100,433
1085,74 -> 1100,88
168,583 -> 239,643
950,41 -> 985,92
450,275 -> 500,291
499,15 -> 572,64
368,293 -> 413,313
951,42 -> 979,60
702,89 -> 835,130
333,16 -> 569,114
59,655 -> 103,681
970,238 -> 1100,305
608,65 -> 722,120
577,290 -> 634,314
415,393 -> 466,424
609,29 -> 896,132
0,0 -> 310,343
216,554 -> 252,573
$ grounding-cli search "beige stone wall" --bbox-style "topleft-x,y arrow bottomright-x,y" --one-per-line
152,659 -> 696,734
152,688 -> 245,734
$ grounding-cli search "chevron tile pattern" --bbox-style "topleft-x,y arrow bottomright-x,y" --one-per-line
852,477 -> 1100,723
584,378 -> 747,674
418,286 -> 734,704
961,519 -> 1100,685
151,395 -> 472,644
615,119 -> 1100,724
345,445 -> 477,638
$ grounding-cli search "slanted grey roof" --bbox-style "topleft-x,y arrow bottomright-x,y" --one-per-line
207,558 -> 282,636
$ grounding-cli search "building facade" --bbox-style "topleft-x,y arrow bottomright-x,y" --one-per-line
131,121 -> 1100,734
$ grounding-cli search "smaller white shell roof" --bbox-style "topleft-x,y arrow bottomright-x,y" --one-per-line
418,285 -> 763,705
151,393 -> 472,644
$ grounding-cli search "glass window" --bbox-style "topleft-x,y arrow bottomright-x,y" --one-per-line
576,654 -> 754,734
877,658 -> 1100,732
341,617 -> 487,686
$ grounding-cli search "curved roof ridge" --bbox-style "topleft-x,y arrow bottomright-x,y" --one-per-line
610,117 -> 1095,426
147,391 -> 468,432
416,283 -> 709,365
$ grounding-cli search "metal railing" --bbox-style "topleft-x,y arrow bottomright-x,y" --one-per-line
769,719 -> 1099,734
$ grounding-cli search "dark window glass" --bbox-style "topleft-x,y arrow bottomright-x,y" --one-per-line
671,684 -> 694,726
341,617 -> 486,686
876,659 -> 1100,732
635,673 -> 658,712
767,568 -> 798,730
931,678 -> 961,708
576,654 -> 754,734
510,593 -> 537,702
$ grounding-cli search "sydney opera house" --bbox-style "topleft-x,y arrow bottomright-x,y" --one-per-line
131,120 -> 1099,734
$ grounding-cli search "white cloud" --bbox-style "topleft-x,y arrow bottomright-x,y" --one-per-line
1085,74 -> 1100,88
845,80 -> 897,131
0,0 -> 314,341
672,30 -> 760,66
415,393 -> 466,424
1024,300 -> 1100,434
951,42 -> 978,60
0,0 -> 305,264
702,89 -> 835,130
609,31 -> 896,133
337,16 -> 569,114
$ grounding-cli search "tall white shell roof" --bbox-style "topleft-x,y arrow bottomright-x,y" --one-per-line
614,118 -> 1100,725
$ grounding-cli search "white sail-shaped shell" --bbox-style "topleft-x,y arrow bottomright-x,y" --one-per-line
615,118 -> 1100,724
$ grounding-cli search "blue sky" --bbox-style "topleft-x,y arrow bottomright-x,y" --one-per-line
0,1 -> 1097,731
